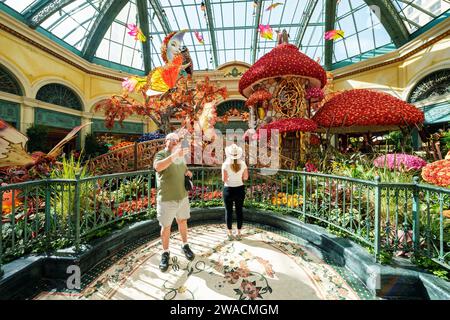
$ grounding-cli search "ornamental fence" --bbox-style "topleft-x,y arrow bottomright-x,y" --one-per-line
0,168 -> 449,277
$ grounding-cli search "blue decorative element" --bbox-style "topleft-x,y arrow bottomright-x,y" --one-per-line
422,101 -> 450,125
0,100 -> 20,129
92,119 -> 144,135
136,131 -> 165,142
34,108 -> 81,129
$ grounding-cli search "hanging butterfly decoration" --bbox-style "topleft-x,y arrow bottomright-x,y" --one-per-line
258,24 -> 273,40
266,2 -> 283,11
194,31 -> 205,44
127,23 -> 147,42
324,29 -> 345,40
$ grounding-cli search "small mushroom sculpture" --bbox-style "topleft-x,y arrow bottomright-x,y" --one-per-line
313,89 -> 424,134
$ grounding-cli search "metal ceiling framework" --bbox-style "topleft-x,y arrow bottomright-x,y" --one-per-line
2,0 -> 447,73
363,0 -> 410,46
204,0 -> 219,68
149,0 -> 172,35
82,0 -> 129,60
136,0 -> 151,73
324,0 -> 337,70
251,0 -> 263,64
295,0 -> 319,48
22,0 -> 76,28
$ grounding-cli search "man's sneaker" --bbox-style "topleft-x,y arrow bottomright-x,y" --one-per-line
182,244 -> 195,261
159,252 -> 170,272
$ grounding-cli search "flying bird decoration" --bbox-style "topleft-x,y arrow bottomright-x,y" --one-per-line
127,23 -> 147,42
149,55 -> 184,93
324,29 -> 345,40
266,3 -> 283,11
194,31 -> 205,44
258,24 -> 273,40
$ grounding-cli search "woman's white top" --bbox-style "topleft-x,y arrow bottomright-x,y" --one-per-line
222,159 -> 247,187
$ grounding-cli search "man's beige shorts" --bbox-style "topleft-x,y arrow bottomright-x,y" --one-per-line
156,196 -> 191,227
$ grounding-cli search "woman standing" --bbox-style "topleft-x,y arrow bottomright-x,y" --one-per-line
222,144 -> 248,240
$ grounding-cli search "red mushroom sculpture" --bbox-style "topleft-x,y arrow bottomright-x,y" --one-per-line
238,30 -> 327,166
313,89 -> 424,133
239,30 -> 326,120
258,118 -> 318,135
245,89 -> 272,121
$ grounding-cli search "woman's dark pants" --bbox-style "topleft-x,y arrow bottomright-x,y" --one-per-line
223,185 -> 245,230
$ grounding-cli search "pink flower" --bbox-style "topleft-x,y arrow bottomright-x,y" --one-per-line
122,77 -> 138,92
240,280 -> 261,300
373,154 -> 427,171
305,162 -> 318,172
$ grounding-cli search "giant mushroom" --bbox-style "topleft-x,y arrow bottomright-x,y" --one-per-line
312,89 -> 424,153
238,30 -> 327,165
313,89 -> 424,133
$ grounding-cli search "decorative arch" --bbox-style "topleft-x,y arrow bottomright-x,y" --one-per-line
407,69 -> 450,103
216,99 -> 246,117
88,96 -> 115,113
36,83 -> 84,111
0,64 -> 24,96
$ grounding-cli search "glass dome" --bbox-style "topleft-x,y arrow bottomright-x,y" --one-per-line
1,0 -> 448,73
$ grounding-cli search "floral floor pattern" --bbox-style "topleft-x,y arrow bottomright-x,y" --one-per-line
34,224 -> 372,300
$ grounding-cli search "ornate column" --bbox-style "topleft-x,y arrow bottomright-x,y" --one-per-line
81,112 -> 93,148
21,99 -> 35,134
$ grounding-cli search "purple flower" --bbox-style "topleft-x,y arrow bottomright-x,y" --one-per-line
373,154 -> 427,171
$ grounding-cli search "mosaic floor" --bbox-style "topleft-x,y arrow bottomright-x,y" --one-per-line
34,224 -> 374,300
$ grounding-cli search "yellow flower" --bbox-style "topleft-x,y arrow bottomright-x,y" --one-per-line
177,286 -> 187,293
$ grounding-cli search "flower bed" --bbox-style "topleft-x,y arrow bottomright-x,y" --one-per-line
373,154 -> 427,171
422,159 -> 450,187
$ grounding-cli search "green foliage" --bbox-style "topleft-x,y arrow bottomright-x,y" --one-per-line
50,154 -> 89,219
244,200 -> 291,214
50,153 -> 87,180
440,128 -> 450,156
411,256 -> 449,281
115,176 -> 147,203
84,133 -> 109,159
26,124 -> 49,153
386,131 -> 413,153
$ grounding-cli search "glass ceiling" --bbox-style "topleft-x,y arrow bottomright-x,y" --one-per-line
1,0 -> 449,73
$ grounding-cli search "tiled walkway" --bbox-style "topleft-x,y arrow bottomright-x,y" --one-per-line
34,224 -> 373,300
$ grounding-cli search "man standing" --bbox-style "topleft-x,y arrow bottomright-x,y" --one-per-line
153,133 -> 195,272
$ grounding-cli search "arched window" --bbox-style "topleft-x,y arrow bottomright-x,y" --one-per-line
215,100 -> 248,133
216,100 -> 246,116
36,83 -> 83,110
408,69 -> 450,103
0,65 -> 23,95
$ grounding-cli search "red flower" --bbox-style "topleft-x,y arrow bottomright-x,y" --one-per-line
245,89 -> 272,107
258,118 -> 317,137
312,89 -> 424,129
239,43 -> 327,97
422,159 -> 450,187
309,134 -> 321,145
306,87 -> 324,101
